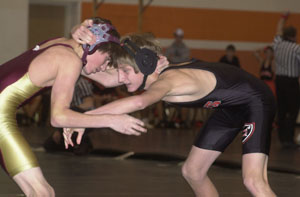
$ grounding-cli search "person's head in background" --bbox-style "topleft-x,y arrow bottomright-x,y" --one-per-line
283,26 -> 297,42
174,28 -> 184,44
225,44 -> 236,61
264,46 -> 274,60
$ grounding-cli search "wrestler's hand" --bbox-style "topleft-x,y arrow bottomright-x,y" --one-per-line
110,114 -> 147,136
63,127 -> 86,149
71,19 -> 96,45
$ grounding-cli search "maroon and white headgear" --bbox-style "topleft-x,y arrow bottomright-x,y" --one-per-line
81,23 -> 120,66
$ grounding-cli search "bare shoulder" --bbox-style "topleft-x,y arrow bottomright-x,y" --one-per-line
46,45 -> 79,62
157,66 -> 213,99
32,44 -> 78,63
158,67 -> 180,80
50,46 -> 82,75
29,45 -> 81,87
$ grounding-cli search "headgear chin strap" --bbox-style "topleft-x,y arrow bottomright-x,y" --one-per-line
81,23 -> 120,66
122,38 -> 158,90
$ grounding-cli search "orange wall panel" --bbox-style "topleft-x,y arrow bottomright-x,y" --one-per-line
82,3 -> 300,42
81,3 -> 139,36
82,3 -> 295,76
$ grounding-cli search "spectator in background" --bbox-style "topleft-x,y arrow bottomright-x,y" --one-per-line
253,46 -> 276,96
219,44 -> 241,68
273,12 -> 300,149
71,77 -> 95,111
165,28 -> 190,63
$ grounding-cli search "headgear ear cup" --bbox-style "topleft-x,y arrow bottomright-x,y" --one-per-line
135,48 -> 158,75
122,38 -> 158,91
122,38 -> 158,75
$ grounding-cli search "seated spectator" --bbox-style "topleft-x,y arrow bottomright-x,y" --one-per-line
253,46 -> 276,96
219,44 -> 241,68
165,28 -> 190,64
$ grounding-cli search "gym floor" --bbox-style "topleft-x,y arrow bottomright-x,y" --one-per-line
0,126 -> 299,197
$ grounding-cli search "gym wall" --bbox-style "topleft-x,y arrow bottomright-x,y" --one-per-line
81,0 -> 300,76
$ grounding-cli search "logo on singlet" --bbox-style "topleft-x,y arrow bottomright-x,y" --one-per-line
203,101 -> 221,108
242,122 -> 255,144
33,45 -> 40,51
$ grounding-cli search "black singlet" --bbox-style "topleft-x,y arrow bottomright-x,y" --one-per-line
161,60 -> 274,109
160,60 -> 276,155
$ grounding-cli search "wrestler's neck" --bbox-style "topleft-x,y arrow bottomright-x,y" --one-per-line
143,73 -> 159,90
65,39 -> 84,57
144,57 -> 170,89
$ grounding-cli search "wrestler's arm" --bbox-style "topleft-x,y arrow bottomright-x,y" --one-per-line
49,50 -> 144,132
50,54 -> 108,127
81,68 -> 122,88
86,76 -> 172,115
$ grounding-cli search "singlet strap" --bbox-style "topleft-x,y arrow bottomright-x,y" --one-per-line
160,59 -> 200,75
35,43 -> 73,52
36,37 -> 61,46
33,37 -> 73,52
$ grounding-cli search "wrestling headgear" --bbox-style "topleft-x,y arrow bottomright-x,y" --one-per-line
81,23 -> 120,66
122,38 -> 158,90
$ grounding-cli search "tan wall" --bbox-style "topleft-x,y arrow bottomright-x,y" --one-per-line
0,0 -> 81,65
0,0 -> 28,64
28,4 -> 65,49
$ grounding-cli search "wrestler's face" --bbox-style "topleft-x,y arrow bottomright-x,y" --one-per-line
118,64 -> 144,92
83,51 -> 111,75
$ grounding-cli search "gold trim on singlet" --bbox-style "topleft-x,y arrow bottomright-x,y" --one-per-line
0,73 -> 42,177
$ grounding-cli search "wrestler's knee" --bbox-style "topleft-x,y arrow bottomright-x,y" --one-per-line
26,184 -> 55,197
181,162 -> 206,182
243,173 -> 269,194
13,167 -> 55,197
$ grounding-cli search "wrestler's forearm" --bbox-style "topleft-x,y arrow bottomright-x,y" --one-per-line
86,96 -> 144,115
82,69 -> 121,88
51,108 -> 118,128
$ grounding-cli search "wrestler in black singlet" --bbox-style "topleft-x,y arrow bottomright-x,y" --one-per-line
161,60 -> 276,155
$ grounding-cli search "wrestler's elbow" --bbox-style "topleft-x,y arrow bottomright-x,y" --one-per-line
50,111 -> 68,127
134,97 -> 149,111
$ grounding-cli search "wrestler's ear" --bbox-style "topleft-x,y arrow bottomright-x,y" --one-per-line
155,55 -> 169,74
